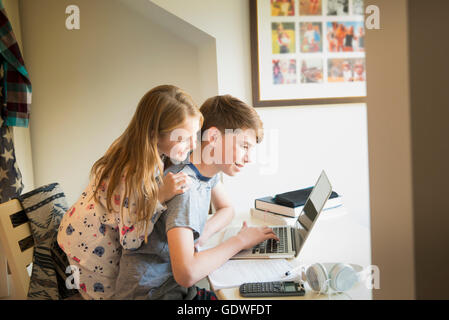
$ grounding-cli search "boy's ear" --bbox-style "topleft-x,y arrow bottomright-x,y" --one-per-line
204,127 -> 221,145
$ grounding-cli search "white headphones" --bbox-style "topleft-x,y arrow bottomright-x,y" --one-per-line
302,263 -> 358,294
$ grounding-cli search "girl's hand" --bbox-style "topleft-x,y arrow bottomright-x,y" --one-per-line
158,172 -> 190,204
235,221 -> 279,250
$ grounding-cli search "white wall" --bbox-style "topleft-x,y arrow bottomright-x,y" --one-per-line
19,0 -> 214,205
151,0 -> 253,101
228,104 -> 370,226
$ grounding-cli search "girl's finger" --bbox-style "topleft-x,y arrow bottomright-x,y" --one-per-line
166,173 -> 183,182
174,175 -> 189,184
176,186 -> 189,194
172,172 -> 187,180
175,178 -> 188,188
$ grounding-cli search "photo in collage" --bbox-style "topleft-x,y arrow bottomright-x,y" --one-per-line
328,58 -> 365,82
271,22 -> 296,54
270,0 -> 365,86
272,59 -> 297,84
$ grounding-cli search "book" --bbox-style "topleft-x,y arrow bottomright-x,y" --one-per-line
255,191 -> 342,218
250,205 -> 347,226
275,187 -> 340,208
250,208 -> 297,226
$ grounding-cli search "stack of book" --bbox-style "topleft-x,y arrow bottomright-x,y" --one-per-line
251,187 -> 343,226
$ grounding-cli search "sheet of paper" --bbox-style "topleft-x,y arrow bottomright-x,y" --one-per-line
208,259 -> 294,290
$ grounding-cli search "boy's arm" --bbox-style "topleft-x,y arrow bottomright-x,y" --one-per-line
167,223 -> 278,288
196,182 -> 235,247
164,178 -> 278,288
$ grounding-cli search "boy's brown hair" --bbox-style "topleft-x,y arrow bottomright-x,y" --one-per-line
200,95 -> 264,143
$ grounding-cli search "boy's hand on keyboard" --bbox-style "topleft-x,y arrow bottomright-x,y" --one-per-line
235,221 -> 280,250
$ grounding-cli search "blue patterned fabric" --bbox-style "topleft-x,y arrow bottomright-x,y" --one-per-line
193,287 -> 218,300
0,122 -> 23,203
17,183 -> 77,300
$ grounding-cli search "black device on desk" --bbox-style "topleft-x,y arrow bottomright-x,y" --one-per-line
239,281 -> 305,297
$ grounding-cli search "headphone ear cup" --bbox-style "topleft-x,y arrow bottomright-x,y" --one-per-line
328,263 -> 358,292
305,263 -> 329,293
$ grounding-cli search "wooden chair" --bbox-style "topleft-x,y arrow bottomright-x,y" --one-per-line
0,199 -> 34,300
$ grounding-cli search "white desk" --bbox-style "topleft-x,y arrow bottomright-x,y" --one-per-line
205,207 -> 372,300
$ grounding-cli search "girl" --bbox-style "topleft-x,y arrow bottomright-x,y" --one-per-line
344,26 -> 356,52
309,0 -> 320,15
57,85 -> 203,300
277,23 -> 291,54
336,24 -> 346,52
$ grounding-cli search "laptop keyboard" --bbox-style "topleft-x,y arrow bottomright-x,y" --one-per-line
252,227 -> 288,254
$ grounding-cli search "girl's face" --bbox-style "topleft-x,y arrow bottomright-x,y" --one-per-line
158,116 -> 201,163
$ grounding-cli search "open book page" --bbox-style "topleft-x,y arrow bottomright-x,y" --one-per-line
208,259 -> 294,290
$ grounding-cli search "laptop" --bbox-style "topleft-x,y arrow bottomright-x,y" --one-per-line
223,170 -> 333,259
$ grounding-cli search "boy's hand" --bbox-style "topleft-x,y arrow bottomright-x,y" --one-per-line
194,234 -> 208,251
158,172 -> 190,204
235,221 -> 279,250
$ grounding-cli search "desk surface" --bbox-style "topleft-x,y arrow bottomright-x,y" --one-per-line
205,208 -> 372,300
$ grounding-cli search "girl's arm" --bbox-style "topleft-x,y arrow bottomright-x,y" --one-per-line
167,223 -> 279,288
195,182 -> 234,247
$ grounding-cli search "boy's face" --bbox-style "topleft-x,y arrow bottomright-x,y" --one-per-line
218,129 -> 257,176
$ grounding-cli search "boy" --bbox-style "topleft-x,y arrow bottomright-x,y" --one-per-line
114,95 -> 278,299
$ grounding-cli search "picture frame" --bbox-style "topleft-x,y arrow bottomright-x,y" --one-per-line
250,0 -> 367,107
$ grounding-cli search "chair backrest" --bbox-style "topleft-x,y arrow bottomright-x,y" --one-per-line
0,199 -> 34,300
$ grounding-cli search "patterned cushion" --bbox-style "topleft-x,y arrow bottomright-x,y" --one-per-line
18,183 -> 78,300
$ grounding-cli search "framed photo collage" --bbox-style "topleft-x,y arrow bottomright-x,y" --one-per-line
251,0 -> 366,106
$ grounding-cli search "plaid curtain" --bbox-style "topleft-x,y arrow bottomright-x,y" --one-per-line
0,0 -> 32,128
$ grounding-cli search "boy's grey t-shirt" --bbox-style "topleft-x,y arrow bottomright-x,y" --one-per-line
113,163 -> 220,300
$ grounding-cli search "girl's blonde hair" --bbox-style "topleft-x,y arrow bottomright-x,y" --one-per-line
90,85 -> 202,242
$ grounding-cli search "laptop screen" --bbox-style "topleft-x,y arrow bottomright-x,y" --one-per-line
309,171 -> 332,214
303,200 -> 318,222
296,171 -> 332,235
